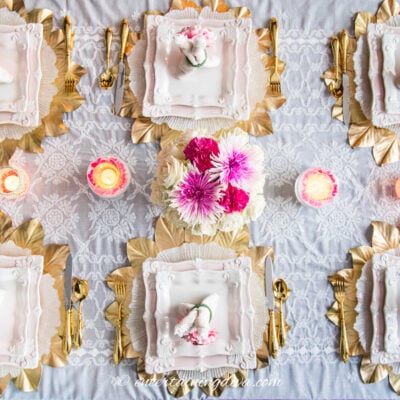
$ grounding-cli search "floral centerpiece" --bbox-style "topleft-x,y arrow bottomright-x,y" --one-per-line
151,128 -> 266,235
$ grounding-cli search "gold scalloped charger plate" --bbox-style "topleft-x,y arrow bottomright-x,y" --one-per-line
0,0 -> 86,166
104,216 -> 291,398
0,209 -> 72,395
322,0 -> 400,165
117,0 -> 285,143
326,220 -> 400,395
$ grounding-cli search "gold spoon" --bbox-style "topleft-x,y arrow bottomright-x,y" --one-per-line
72,278 -> 89,348
273,278 -> 290,347
99,27 -> 115,90
328,35 -> 343,99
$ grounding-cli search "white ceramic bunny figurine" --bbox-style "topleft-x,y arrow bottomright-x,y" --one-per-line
174,293 -> 219,343
174,25 -> 218,78
175,34 -> 207,67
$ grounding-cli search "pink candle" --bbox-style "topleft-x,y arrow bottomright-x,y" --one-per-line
87,157 -> 130,198
0,165 -> 29,199
295,168 -> 338,207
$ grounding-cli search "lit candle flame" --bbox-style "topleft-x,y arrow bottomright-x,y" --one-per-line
4,174 -> 20,193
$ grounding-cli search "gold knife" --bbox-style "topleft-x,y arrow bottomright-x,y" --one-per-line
62,254 -> 73,355
266,256 -> 279,358
340,30 -> 350,125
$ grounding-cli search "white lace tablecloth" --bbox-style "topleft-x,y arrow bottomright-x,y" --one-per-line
1,0 -> 400,399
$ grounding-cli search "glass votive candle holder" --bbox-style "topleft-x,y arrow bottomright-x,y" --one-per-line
295,168 -> 338,208
0,165 -> 29,199
87,156 -> 130,198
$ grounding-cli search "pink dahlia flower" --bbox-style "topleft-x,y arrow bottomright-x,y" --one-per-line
183,328 -> 218,346
219,184 -> 250,213
184,137 -> 219,173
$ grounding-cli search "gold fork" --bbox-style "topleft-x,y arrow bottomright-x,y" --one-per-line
64,16 -> 76,93
113,281 -> 126,365
269,17 -> 281,96
333,277 -> 349,362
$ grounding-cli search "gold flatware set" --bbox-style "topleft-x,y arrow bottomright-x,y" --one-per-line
328,29 -> 350,124
72,278 -> 89,348
265,256 -> 290,358
113,281 -> 127,365
331,276 -> 349,362
99,27 -> 115,90
269,17 -> 281,96
62,254 -> 89,355
64,16 -> 76,94
273,278 -> 289,347
97,19 -> 130,115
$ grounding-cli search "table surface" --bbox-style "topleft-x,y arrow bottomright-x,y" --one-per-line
1,0 -> 400,399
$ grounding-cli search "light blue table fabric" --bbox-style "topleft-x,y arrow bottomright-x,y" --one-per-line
1,0 -> 400,398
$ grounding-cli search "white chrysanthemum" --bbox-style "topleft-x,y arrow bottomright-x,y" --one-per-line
157,155 -> 186,189
192,222 -> 217,236
217,213 -> 245,232
243,194 -> 266,220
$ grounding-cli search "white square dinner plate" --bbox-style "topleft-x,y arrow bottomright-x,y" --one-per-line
370,251 -> 400,364
142,8 -> 251,121
382,31 -> 400,114
368,23 -> 400,127
0,23 -> 43,127
142,257 -> 256,374
0,255 -> 43,370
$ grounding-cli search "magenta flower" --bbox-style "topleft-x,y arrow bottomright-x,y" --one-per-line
219,184 -> 250,213
177,25 -> 216,47
211,135 -> 255,188
184,137 -> 219,173
183,328 -> 218,346
170,169 -> 223,226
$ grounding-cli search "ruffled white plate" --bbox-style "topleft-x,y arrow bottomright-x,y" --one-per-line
0,8 -> 57,139
129,9 -> 266,132
0,241 -> 60,378
127,242 -> 267,381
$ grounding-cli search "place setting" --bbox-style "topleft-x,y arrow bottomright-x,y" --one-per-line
327,220 -> 400,395
322,0 -> 400,165
105,216 -> 291,397
97,0 -> 286,143
0,210 -> 88,396
0,0 -> 87,166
